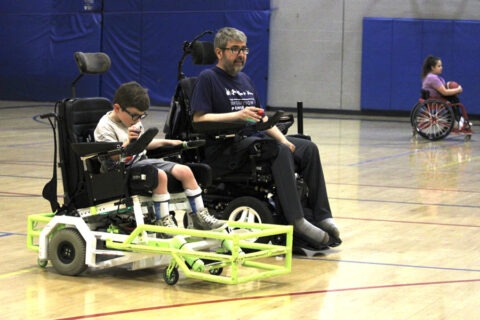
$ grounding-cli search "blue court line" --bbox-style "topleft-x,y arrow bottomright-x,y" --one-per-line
0,174 -> 48,180
332,196 -> 480,209
329,181 -> 480,195
0,104 -> 53,110
298,257 -> 480,273
0,232 -> 25,237
347,150 -> 423,166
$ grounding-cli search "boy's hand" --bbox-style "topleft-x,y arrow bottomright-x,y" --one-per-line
128,125 -> 142,143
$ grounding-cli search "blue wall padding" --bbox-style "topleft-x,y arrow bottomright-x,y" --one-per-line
361,19 -> 393,111
0,0 -> 271,106
104,0 -> 270,12
0,13 -> 103,100
362,18 -> 480,114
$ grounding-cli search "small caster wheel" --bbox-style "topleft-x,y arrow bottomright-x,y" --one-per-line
163,267 -> 179,285
465,134 -> 472,142
209,267 -> 223,276
37,258 -> 48,268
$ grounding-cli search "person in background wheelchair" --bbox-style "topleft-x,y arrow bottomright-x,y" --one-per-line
190,27 -> 341,249
94,81 -> 226,234
421,55 -> 466,129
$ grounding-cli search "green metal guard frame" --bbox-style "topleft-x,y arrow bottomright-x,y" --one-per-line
27,213 -> 293,285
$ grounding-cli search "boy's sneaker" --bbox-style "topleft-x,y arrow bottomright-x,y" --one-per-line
155,215 -> 177,238
189,209 -> 226,231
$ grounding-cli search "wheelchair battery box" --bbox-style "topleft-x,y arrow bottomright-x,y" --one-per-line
86,169 -> 127,204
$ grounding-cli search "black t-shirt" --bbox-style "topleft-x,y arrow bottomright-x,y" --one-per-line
191,66 -> 261,114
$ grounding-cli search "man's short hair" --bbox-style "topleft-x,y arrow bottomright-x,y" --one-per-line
214,27 -> 247,49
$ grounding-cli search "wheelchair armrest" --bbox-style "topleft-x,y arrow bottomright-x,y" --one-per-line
72,127 -> 158,160
192,120 -> 246,134
147,139 -> 206,158
124,127 -> 159,156
192,111 -> 284,137
71,142 -> 122,158
255,111 -> 284,131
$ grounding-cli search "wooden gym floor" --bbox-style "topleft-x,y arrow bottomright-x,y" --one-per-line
0,101 -> 479,320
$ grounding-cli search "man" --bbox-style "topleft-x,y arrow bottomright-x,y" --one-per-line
190,27 -> 341,248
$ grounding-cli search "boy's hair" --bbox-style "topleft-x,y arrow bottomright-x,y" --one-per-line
113,81 -> 150,112
214,27 -> 247,49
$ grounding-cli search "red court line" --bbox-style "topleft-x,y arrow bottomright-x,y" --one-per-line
57,278 -> 480,320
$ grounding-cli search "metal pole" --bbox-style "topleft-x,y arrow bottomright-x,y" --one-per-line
297,101 -> 304,135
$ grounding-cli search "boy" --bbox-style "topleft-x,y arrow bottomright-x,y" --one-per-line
94,81 -> 225,234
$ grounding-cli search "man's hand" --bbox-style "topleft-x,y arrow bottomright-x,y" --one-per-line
282,139 -> 296,153
238,107 -> 264,123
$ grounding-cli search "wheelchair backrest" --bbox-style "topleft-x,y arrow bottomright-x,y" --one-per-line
164,77 -> 198,140
56,97 -> 114,209
164,39 -> 217,140
421,89 -> 430,100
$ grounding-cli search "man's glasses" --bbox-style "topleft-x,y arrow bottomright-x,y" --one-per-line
121,107 -> 148,121
221,46 -> 249,55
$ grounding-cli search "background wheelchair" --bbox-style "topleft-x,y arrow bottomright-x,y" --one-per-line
410,90 -> 473,141
27,50 -> 293,285
163,31 -> 338,251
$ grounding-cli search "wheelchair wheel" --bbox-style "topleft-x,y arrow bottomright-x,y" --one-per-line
223,196 -> 274,244
163,266 -> 179,286
48,228 -> 87,276
411,100 -> 455,141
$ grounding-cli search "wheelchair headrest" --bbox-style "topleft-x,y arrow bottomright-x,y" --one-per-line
191,41 -> 217,65
74,52 -> 111,74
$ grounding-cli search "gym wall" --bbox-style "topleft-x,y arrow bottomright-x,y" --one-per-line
267,0 -> 480,113
3,0 -> 480,113
0,0 -> 270,106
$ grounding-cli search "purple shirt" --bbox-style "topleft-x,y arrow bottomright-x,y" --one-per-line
422,73 -> 445,99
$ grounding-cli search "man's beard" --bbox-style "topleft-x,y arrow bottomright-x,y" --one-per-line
224,59 -> 244,76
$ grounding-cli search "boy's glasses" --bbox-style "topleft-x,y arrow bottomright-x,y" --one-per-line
121,107 -> 148,121
221,46 -> 249,55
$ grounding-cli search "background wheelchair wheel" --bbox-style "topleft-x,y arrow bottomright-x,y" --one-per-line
411,100 -> 454,141
224,196 -> 274,245
48,228 -> 87,276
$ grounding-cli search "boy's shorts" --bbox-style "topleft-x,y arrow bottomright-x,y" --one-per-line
131,158 -> 176,173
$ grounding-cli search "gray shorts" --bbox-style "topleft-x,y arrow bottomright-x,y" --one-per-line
130,158 -> 176,173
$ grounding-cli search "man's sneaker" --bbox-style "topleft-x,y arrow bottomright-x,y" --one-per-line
315,218 -> 342,247
155,215 -> 177,238
189,209 -> 226,231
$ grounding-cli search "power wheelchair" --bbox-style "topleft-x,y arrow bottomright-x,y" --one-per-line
163,32 -> 341,253
27,51 -> 293,285
410,89 -> 473,141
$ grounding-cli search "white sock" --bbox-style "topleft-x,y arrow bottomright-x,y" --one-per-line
184,187 -> 204,214
152,193 -> 170,220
